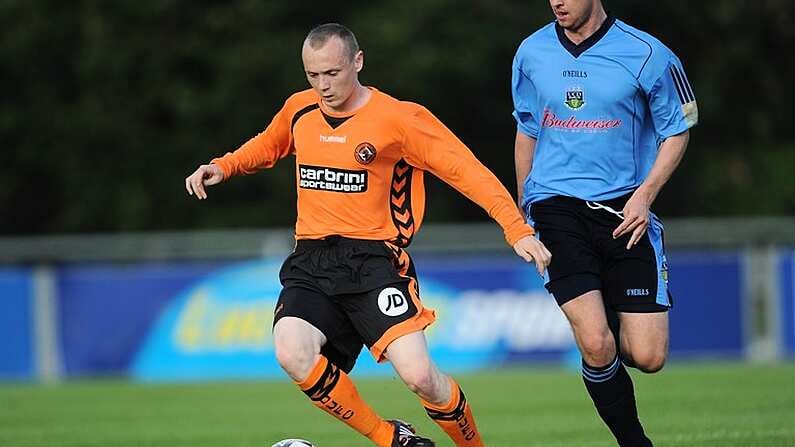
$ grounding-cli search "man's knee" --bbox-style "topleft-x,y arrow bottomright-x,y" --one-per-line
273,319 -> 323,381
274,342 -> 319,381
579,329 -> 617,366
401,365 -> 439,396
626,349 -> 666,373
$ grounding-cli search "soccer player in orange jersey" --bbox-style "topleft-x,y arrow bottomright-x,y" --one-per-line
186,23 -> 551,447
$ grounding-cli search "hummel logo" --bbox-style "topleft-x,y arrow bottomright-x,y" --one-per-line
320,135 -> 347,143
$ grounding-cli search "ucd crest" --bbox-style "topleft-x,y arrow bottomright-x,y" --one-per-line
564,86 -> 585,110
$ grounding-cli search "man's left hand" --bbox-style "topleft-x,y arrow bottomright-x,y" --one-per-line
612,189 -> 651,249
513,236 -> 552,276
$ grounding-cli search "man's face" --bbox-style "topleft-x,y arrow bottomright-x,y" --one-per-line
302,36 -> 363,111
549,0 -> 596,30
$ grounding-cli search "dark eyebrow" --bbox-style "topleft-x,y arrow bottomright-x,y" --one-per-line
305,67 -> 344,75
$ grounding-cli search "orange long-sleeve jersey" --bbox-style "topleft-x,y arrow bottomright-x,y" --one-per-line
212,88 -> 534,247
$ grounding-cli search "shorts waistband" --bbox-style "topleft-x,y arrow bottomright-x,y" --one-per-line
538,192 -> 633,209
295,236 -> 382,249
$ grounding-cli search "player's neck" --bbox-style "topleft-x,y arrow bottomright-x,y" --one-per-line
564,8 -> 608,45
325,84 -> 372,115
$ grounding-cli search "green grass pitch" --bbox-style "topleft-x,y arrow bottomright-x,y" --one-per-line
1,362 -> 794,447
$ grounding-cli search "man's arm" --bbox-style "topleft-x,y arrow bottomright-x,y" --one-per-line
184,101 -> 294,200
514,130 -> 537,218
616,47 -> 698,247
400,105 -> 551,273
613,130 -> 690,248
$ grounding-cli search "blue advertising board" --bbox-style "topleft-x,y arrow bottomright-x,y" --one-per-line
131,259 -> 285,381
0,248 -> 760,382
666,250 -> 744,357
57,262 -> 224,376
0,267 -> 34,379
780,250 -> 795,356
129,250 -> 746,381
131,256 -> 573,381
15,248 -> 747,381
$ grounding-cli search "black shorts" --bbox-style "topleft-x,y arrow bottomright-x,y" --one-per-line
274,236 -> 435,373
529,194 -> 671,313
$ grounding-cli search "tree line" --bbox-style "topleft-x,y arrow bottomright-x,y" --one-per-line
2,0 -> 793,235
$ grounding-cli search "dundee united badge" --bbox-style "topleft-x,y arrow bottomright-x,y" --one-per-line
354,142 -> 377,165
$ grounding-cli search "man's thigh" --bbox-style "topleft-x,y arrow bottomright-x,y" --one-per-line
384,330 -> 435,379
602,213 -> 671,313
530,197 -> 602,306
560,290 -> 614,358
598,214 -> 670,367
275,285 -> 363,373
338,277 -> 435,363
618,311 -> 669,369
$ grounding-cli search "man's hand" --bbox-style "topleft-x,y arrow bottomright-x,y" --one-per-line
185,164 -> 224,200
612,189 -> 651,249
513,235 -> 552,276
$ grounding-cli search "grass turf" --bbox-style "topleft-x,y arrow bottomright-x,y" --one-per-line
1,362 -> 794,447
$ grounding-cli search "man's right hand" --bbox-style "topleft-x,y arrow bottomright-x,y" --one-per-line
185,164 -> 224,200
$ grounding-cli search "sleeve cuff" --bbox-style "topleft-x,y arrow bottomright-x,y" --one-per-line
504,223 -> 535,247
210,156 -> 233,180
516,122 -> 538,139
657,121 -> 691,140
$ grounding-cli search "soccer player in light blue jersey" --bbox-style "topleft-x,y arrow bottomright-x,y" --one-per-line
511,1 -> 697,445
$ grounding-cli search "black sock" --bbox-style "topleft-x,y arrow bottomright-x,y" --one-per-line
582,356 -> 652,447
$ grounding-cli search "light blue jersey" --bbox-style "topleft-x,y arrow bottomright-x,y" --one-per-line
512,17 -> 698,210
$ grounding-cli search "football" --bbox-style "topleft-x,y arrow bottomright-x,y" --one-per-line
271,439 -> 315,447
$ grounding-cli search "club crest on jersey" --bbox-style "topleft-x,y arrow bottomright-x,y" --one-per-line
354,142 -> 377,165
564,86 -> 586,110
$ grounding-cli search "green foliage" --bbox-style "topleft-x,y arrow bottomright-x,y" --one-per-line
2,1 -> 793,234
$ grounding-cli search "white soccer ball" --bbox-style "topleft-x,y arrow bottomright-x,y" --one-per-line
271,439 -> 314,447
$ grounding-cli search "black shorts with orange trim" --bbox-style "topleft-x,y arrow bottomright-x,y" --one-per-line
274,236 -> 435,373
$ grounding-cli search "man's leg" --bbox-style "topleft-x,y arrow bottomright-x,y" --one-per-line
385,331 -> 484,447
274,317 -> 395,447
561,291 -> 652,447
619,312 -> 668,373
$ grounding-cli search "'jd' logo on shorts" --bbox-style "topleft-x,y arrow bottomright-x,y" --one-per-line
378,287 -> 409,316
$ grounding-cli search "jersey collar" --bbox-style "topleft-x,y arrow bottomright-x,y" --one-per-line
555,15 -> 616,58
317,87 -> 377,130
